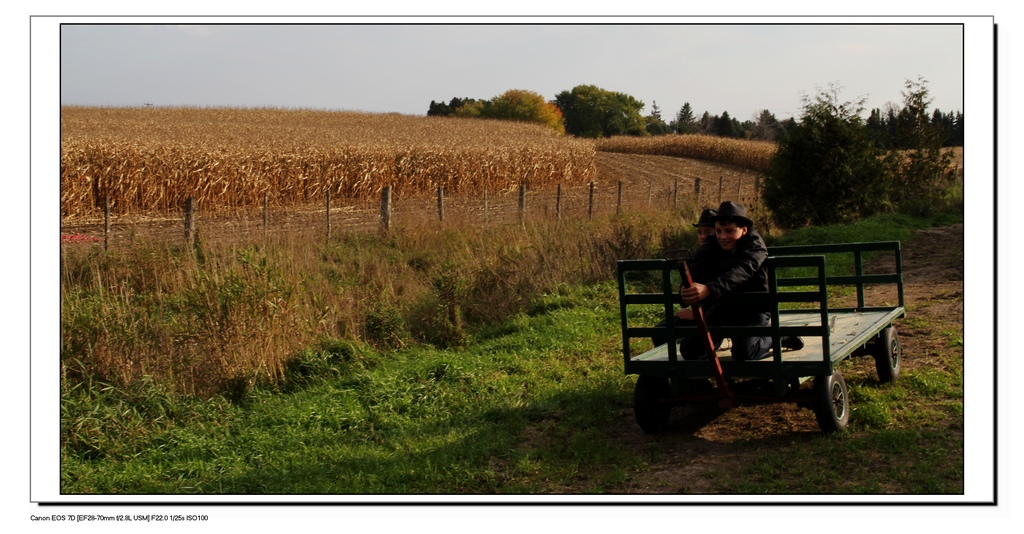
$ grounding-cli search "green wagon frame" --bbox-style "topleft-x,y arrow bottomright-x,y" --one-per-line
616,241 -> 905,433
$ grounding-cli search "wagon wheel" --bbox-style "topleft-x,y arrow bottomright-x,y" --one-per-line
633,375 -> 672,434
812,370 -> 850,433
872,326 -> 901,383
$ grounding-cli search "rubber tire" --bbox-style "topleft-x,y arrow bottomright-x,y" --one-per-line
633,375 -> 672,434
812,370 -> 850,433
872,326 -> 901,383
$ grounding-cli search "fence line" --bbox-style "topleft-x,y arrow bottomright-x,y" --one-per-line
62,178 -> 763,247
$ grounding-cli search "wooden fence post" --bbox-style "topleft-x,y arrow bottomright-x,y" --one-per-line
673,178 -> 679,211
518,184 -> 526,225
718,176 -> 724,203
736,177 -> 743,202
103,196 -> 110,251
556,183 -> 562,220
647,179 -> 653,207
617,181 -> 623,215
184,197 -> 196,245
381,186 -> 392,234
588,182 -> 595,219
325,190 -> 332,240
694,178 -> 702,204
437,186 -> 444,225
483,183 -> 489,223
262,192 -> 268,237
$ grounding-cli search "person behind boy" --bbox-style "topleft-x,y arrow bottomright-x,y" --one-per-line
693,208 -> 717,247
651,208 -> 718,349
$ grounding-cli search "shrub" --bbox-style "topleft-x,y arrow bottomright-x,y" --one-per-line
364,293 -> 408,350
763,84 -> 891,228
883,78 -> 961,217
409,265 -> 471,349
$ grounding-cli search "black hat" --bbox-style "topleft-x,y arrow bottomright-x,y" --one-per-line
712,201 -> 754,228
692,208 -> 717,228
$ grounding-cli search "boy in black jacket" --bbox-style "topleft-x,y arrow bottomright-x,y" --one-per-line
679,201 -> 772,361
661,201 -> 802,361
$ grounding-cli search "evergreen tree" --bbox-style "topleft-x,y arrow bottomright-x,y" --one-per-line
865,108 -> 890,148
713,111 -> 737,137
738,118 -> 753,139
674,102 -> 696,134
427,100 -> 451,116
697,111 -> 714,134
883,77 -> 958,215
752,109 -> 779,141
763,84 -> 891,227
645,100 -> 670,135
884,104 -> 902,149
775,117 -> 796,143
946,111 -> 962,145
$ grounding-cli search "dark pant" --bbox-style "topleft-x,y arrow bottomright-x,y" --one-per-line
652,308 -> 771,361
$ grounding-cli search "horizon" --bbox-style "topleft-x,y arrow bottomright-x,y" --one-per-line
59,22 -> 966,123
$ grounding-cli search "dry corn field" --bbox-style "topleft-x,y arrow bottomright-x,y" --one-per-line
60,107 -> 598,219
596,133 -> 777,172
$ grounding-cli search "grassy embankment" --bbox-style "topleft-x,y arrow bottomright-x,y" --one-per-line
61,209 -> 964,494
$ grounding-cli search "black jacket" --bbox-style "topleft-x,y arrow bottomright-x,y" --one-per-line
689,228 -> 769,313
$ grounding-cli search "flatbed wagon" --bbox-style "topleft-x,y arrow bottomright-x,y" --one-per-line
616,241 -> 905,433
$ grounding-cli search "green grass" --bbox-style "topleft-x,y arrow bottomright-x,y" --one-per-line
60,210 -> 964,495
767,210 -> 960,247
61,283 -> 645,494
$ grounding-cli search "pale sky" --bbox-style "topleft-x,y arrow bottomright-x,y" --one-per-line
60,22 -> 966,121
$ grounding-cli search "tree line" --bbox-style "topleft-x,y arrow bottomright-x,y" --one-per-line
430,77 -> 963,229
764,77 -> 961,227
428,82 -> 964,149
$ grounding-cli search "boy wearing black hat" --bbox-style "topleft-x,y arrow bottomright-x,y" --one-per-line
676,200 -> 801,360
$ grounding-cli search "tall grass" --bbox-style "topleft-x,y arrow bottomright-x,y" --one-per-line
61,285 -> 640,494
60,211 -> 697,398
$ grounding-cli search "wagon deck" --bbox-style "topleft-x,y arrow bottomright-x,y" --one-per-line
616,241 -> 906,433
630,308 -> 904,364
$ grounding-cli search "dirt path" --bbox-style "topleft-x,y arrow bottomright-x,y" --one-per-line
604,223 -> 964,493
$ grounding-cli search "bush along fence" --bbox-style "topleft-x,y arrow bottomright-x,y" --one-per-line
60,176 -> 762,247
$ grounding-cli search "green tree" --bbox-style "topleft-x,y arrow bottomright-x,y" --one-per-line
775,117 -> 796,143
672,102 -> 696,134
428,97 -> 480,116
952,111 -> 964,146
763,84 -> 891,228
883,77 -> 958,215
752,109 -> 780,141
697,111 -> 714,134
452,100 -> 485,118
865,108 -> 890,148
645,101 -> 670,135
884,104 -> 902,149
554,85 -> 646,138
427,100 -> 451,116
712,111 -> 739,138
